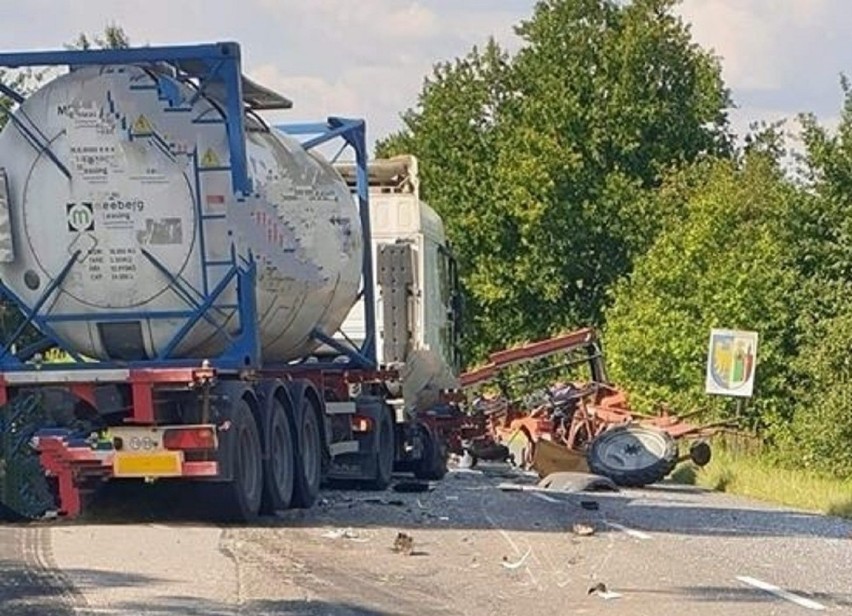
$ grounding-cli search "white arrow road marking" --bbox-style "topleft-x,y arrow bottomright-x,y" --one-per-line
736,576 -> 826,611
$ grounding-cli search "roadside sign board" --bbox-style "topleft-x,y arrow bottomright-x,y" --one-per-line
705,328 -> 758,397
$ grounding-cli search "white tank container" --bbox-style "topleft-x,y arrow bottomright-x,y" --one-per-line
0,65 -> 362,362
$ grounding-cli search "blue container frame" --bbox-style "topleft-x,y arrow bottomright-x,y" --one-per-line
0,42 -> 377,372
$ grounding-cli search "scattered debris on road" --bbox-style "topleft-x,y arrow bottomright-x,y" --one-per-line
572,522 -> 596,537
392,532 -> 415,555
538,472 -> 618,493
501,547 -> 532,570
588,582 -> 622,600
321,528 -> 369,542
580,500 -> 600,511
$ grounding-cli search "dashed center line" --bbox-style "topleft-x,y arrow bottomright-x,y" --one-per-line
736,576 -> 826,611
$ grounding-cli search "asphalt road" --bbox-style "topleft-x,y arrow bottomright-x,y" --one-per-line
1,464 -> 850,615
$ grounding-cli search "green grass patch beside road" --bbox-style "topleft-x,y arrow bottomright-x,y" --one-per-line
671,448 -> 852,519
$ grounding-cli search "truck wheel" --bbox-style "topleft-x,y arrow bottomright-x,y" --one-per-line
292,397 -> 322,508
207,399 -> 263,522
365,409 -> 394,490
260,399 -> 295,514
413,426 -> 448,481
587,424 -> 677,487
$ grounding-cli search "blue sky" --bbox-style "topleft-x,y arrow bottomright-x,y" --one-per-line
1,0 -> 850,146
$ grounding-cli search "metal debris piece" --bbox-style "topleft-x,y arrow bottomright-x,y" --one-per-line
587,582 -> 622,600
588,582 -> 607,595
538,472 -> 618,493
392,531 -> 414,555
572,522 -> 596,536
501,547 -> 532,570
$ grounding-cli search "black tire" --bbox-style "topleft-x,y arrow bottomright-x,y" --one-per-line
587,424 -> 677,487
203,399 -> 263,523
260,399 -> 295,514
413,427 -> 447,481
292,397 -> 322,508
365,409 -> 394,490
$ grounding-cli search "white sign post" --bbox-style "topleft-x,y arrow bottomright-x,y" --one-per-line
705,328 -> 758,398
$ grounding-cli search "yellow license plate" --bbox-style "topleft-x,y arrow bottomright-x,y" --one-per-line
113,451 -> 183,477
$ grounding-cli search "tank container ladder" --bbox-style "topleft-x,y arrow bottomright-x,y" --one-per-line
276,118 -> 378,371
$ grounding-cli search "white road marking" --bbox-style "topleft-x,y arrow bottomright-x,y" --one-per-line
736,576 -> 826,611
531,492 -> 561,504
605,521 -> 652,540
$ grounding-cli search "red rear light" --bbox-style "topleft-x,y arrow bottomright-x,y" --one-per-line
352,415 -> 373,433
163,427 -> 217,451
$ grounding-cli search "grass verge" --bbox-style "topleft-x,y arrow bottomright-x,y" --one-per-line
670,447 -> 852,519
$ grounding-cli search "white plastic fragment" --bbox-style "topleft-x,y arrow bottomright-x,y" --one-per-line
501,547 -> 532,570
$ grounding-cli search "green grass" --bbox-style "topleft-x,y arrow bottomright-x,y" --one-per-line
670,447 -> 852,519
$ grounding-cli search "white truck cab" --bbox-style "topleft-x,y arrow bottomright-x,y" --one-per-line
334,156 -> 462,412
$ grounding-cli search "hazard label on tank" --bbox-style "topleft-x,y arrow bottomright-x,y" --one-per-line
200,148 -> 220,168
132,114 -> 153,134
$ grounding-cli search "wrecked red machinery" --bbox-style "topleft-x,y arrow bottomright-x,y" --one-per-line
451,328 -> 731,487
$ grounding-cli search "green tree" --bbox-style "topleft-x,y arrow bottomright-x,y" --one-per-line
776,82 -> 852,476
68,24 -> 130,51
603,154 -> 802,429
379,0 -> 731,362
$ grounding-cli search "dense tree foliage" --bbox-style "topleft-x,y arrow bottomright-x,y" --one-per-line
379,0 -> 731,361
603,154 -> 803,429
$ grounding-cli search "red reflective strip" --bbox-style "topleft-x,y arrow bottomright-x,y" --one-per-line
163,427 -> 216,451
182,461 -> 219,477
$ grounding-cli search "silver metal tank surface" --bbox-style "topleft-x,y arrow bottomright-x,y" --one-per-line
0,66 -> 362,362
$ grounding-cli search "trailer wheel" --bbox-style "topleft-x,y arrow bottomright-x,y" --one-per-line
292,397 -> 322,508
413,426 -> 447,481
365,409 -> 394,490
205,399 -> 263,522
260,399 -> 295,514
587,424 -> 677,487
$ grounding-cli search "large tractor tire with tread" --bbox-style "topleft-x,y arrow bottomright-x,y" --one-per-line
292,396 -> 322,508
587,424 -> 677,487
260,398 -> 295,514
204,399 -> 263,523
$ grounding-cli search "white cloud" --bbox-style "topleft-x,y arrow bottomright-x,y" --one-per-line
678,0 -> 833,92
1,0 -> 850,150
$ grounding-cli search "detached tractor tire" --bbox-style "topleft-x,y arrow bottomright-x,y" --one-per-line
586,424 -> 677,487
413,426 -> 448,481
365,409 -> 395,490
260,399 -> 295,514
292,397 -> 322,509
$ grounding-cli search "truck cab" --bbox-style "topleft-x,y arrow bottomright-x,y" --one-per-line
334,155 -> 463,411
